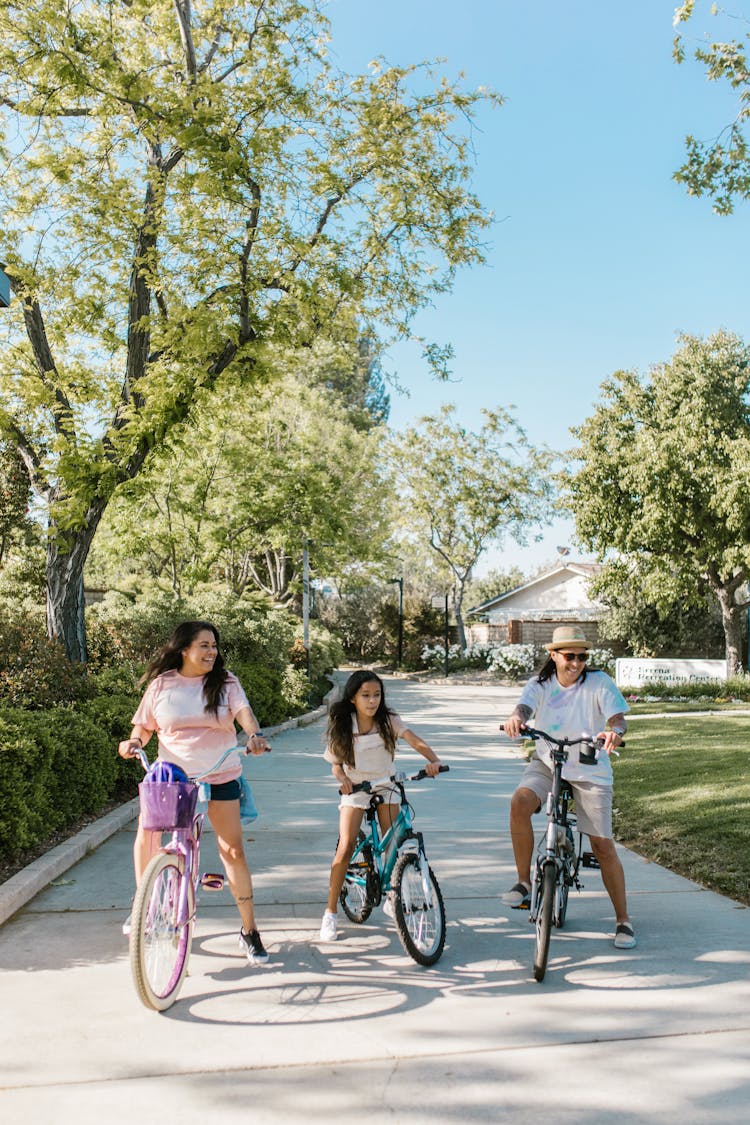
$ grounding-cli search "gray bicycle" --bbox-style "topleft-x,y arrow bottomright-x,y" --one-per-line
520,726 -> 606,981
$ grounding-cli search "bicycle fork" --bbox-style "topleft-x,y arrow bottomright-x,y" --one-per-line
413,832 -> 434,909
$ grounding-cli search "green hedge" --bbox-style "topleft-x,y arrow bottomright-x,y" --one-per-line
0,592 -> 342,865
0,692 -> 138,862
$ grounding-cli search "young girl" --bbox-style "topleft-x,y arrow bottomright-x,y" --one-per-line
319,670 -> 444,942
118,620 -> 271,965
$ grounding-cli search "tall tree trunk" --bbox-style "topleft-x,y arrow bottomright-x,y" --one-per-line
709,569 -> 746,678
45,499 -> 106,663
453,586 -> 467,652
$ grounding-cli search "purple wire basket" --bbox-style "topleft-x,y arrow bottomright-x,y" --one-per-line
138,780 -> 198,831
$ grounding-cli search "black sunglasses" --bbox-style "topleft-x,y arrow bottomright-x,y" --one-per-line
559,652 -> 588,663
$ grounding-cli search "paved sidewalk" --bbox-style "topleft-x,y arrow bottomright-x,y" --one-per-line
1,677 -> 749,1124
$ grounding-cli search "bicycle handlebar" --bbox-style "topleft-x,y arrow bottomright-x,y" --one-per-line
132,743 -> 253,782
341,764 -> 450,795
500,724 -> 624,755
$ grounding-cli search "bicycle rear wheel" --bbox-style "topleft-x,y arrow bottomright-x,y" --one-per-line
533,861 -> 555,982
340,832 -> 374,923
392,850 -> 446,966
130,852 -> 194,1011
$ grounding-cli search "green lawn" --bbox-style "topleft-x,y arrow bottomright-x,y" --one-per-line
627,701 -> 750,715
613,715 -> 750,904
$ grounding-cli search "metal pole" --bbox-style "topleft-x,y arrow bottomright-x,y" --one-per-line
302,539 -> 310,682
390,577 -> 404,668
444,593 -> 449,677
397,578 -> 404,668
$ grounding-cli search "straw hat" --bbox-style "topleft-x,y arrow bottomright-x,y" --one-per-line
544,626 -> 591,653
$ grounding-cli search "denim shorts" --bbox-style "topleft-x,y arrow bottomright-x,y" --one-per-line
208,778 -> 242,801
518,755 -> 613,839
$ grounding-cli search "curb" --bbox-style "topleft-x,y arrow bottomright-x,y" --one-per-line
0,700 -> 331,928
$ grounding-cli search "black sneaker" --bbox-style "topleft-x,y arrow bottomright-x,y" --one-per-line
238,928 -> 269,965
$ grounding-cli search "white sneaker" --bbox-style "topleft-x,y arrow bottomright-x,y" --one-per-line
319,911 -> 338,941
383,893 -> 395,918
614,922 -> 637,949
501,882 -> 531,908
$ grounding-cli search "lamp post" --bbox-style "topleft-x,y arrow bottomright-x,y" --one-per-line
389,576 -> 404,668
302,538 -> 311,684
431,592 -> 450,677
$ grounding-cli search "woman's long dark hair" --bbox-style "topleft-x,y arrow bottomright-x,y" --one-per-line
142,620 -> 228,716
326,670 -> 397,767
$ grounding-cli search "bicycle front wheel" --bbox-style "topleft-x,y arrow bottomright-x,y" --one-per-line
533,861 -> 555,982
392,851 -> 446,966
340,831 -> 374,923
130,852 -> 194,1011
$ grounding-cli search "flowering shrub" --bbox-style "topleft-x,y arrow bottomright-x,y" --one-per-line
420,642 -> 463,671
420,640 -> 537,679
486,644 -> 537,679
588,647 -> 616,676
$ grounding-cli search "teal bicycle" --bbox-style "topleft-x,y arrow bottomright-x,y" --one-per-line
340,767 -> 449,966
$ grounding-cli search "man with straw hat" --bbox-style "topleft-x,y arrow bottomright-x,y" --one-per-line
501,626 -> 636,949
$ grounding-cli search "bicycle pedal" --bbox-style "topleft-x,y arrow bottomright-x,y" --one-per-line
200,872 -> 225,891
581,852 -> 600,869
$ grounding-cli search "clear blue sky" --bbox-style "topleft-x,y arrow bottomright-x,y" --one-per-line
324,0 -> 750,576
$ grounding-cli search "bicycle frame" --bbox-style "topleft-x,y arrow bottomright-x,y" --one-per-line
130,744 -> 244,1009
519,726 -> 602,981
135,749 -> 216,927
339,767 -> 449,966
528,745 -> 584,925
356,782 -> 417,899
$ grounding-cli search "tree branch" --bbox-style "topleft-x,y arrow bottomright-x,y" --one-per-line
9,272 -> 76,443
173,0 -> 198,83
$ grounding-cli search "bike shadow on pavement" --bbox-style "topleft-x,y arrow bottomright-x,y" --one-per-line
147,899 -> 737,1027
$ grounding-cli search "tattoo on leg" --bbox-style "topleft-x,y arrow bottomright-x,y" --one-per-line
237,895 -> 254,903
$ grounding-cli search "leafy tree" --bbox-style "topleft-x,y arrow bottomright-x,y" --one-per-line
565,330 -> 750,675
0,437 -> 30,566
465,566 -> 526,610
87,369 -> 392,601
589,559 -> 725,659
673,2 -> 750,213
0,0 -> 497,660
389,404 -> 552,650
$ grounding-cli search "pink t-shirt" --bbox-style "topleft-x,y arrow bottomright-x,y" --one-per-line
132,669 -> 250,783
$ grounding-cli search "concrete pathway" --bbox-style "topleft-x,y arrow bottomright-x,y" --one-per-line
1,677 -> 748,1124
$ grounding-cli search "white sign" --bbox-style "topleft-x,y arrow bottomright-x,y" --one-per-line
615,658 -> 726,688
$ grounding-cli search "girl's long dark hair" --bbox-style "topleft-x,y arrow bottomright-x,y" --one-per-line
142,620 -> 228,717
326,670 -> 397,767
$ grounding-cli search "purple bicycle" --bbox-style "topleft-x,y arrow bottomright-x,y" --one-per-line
128,745 -> 244,1011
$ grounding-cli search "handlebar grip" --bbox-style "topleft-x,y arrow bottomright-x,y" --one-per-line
410,764 -> 450,780
338,780 -> 372,795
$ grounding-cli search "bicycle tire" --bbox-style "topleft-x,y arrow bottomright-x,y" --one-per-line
556,873 -> 570,928
340,832 -> 374,923
392,850 -> 446,966
533,862 -> 555,982
130,852 -> 194,1011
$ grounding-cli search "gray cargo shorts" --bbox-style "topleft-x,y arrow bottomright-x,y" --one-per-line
517,755 -> 613,839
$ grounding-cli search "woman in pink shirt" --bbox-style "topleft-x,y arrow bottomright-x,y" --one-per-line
118,620 -> 270,965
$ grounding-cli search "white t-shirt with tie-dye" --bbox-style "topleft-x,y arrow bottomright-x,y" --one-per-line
517,670 -> 628,785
